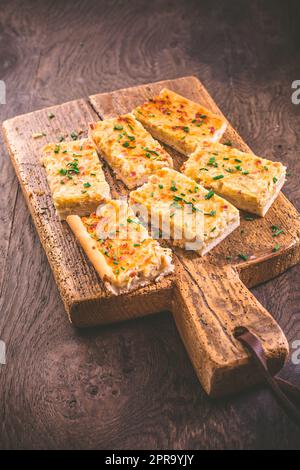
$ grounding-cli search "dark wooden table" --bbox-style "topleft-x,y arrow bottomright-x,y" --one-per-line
1,0 -> 300,450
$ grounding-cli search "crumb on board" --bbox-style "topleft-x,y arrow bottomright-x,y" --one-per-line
32,132 -> 46,139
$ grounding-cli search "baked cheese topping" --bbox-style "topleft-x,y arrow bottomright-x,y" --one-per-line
129,168 -> 239,251
89,113 -> 173,189
133,88 -> 227,154
81,201 -> 173,285
41,139 -> 110,217
182,142 -> 286,214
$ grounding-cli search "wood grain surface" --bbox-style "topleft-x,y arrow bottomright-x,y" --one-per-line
1,0 -> 300,449
2,97 -> 174,326
4,74 -> 298,397
89,75 -> 300,395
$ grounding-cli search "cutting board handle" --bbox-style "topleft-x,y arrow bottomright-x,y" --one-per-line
171,260 -> 289,397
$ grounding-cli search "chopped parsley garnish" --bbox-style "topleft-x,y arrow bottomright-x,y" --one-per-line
59,168 -> 67,176
54,145 -> 60,154
244,215 -> 254,221
272,229 -> 284,237
223,140 -> 232,146
212,174 -> 224,180
58,135 -> 65,142
142,147 -> 159,156
123,142 -> 136,149
205,189 -> 214,199
114,124 -> 123,131
170,183 -> 177,192
223,157 -> 229,160
133,243 -> 141,247
242,170 -> 249,175
172,195 -> 200,212
272,244 -> 281,252
208,156 -> 217,167
235,165 -> 242,171
183,126 -> 189,133
204,210 -> 216,216
264,166 -> 269,171
234,158 -> 242,163
83,182 -> 91,188
48,112 -> 55,119
210,227 -> 216,232
67,160 -> 80,174
117,132 -> 125,142
273,177 -> 278,183
238,253 -> 248,261
127,217 -> 142,225
159,184 -> 164,189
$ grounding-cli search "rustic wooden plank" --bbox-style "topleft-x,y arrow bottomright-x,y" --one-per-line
2,99 -> 174,326
4,75 -> 300,395
89,75 -> 300,395
172,260 -> 287,396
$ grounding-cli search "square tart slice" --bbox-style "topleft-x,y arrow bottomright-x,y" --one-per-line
88,113 -> 173,189
41,139 -> 110,219
67,200 -> 174,295
133,88 -> 227,155
181,142 -> 286,216
129,168 -> 239,255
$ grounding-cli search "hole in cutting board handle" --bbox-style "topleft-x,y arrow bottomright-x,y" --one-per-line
233,325 -> 249,339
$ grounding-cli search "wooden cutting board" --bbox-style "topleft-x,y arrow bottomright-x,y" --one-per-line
3,76 -> 300,397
